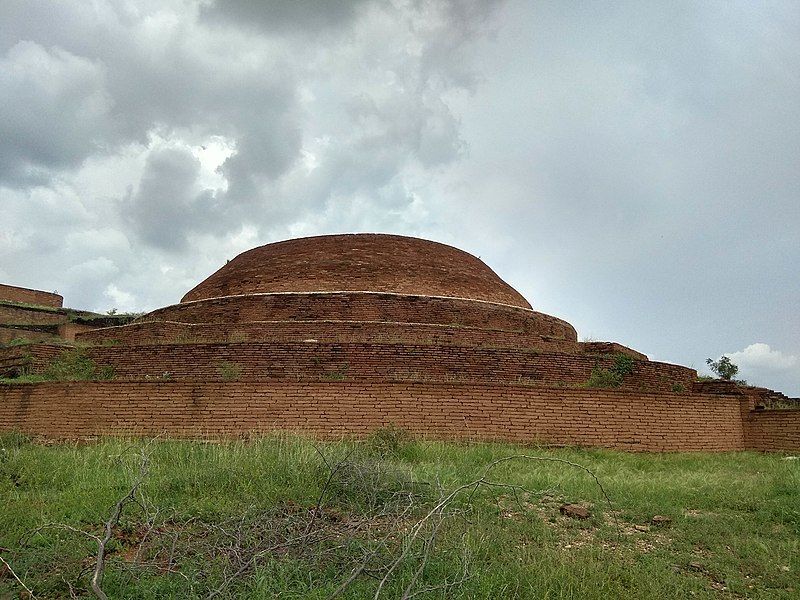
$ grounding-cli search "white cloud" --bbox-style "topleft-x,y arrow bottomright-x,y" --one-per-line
716,344 -> 800,396
726,343 -> 798,373
103,284 -> 136,313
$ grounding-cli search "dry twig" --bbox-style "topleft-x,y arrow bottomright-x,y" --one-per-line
0,552 -> 37,599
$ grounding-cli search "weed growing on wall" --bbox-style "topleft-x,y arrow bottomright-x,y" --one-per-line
321,362 -> 349,381
584,354 -> 637,389
584,367 -> 623,388
217,361 -> 243,382
43,348 -> 115,381
613,354 -> 635,377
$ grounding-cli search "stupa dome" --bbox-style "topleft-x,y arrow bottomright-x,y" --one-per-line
181,233 -> 532,309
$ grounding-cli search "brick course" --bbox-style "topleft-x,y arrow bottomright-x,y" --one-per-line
77,319 -> 582,352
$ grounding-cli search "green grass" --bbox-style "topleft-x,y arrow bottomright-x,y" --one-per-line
0,432 -> 797,598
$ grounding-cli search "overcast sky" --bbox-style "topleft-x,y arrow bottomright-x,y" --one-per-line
1,0 -> 798,395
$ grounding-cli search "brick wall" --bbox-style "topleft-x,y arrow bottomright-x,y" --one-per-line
18,341 -> 695,390
143,293 -> 578,340
0,304 -> 67,326
744,410 -> 800,451
78,319 -> 582,352
0,325 -> 59,345
580,342 -> 647,361
57,322 -> 98,342
0,284 -> 63,308
0,381 -> 746,451
0,344 -> 64,377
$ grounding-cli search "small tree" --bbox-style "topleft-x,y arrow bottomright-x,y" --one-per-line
706,356 -> 738,381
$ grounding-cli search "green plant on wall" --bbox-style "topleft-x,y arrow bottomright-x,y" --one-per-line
612,353 -> 635,377
322,362 -> 349,381
584,353 -> 637,389
584,367 -> 623,389
43,348 -> 114,381
706,356 -> 738,381
218,361 -> 243,382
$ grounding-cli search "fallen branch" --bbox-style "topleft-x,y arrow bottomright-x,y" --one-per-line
0,552 -> 37,599
90,445 -> 152,600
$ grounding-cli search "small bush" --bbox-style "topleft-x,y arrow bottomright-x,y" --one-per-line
324,455 -> 422,511
584,354 -> 638,389
43,349 -> 114,381
321,362 -> 349,381
584,367 -> 623,389
612,354 -> 636,377
365,424 -> 418,460
671,383 -> 686,393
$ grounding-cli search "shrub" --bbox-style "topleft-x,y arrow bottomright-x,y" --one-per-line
43,349 -> 114,381
321,362 -> 349,381
612,354 -> 636,377
584,367 -> 623,389
365,424 -> 417,460
584,354 -> 637,389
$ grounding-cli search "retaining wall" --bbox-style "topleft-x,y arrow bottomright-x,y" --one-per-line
78,319 -> 581,352
67,342 -> 695,390
0,381 -> 746,451
745,410 -> 800,451
143,293 -> 578,341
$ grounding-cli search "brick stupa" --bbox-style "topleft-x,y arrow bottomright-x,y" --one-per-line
1,234 -> 797,451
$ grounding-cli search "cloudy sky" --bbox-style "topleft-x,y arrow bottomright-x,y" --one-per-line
1,0 -> 798,394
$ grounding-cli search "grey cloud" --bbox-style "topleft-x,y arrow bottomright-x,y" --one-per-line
2,0 -> 796,398
0,41 -> 112,186
200,0 -> 371,33
121,145 -> 232,251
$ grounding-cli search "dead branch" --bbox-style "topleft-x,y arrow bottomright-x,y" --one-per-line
0,552 -> 37,599
90,445 -> 151,600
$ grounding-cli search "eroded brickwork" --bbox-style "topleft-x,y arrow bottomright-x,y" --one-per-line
78,319 -> 582,351
0,304 -> 66,326
20,342 -> 696,391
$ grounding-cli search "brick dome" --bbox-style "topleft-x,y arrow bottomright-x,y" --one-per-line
181,234 -> 532,309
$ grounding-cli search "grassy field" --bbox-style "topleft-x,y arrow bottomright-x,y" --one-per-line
0,431 -> 797,599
